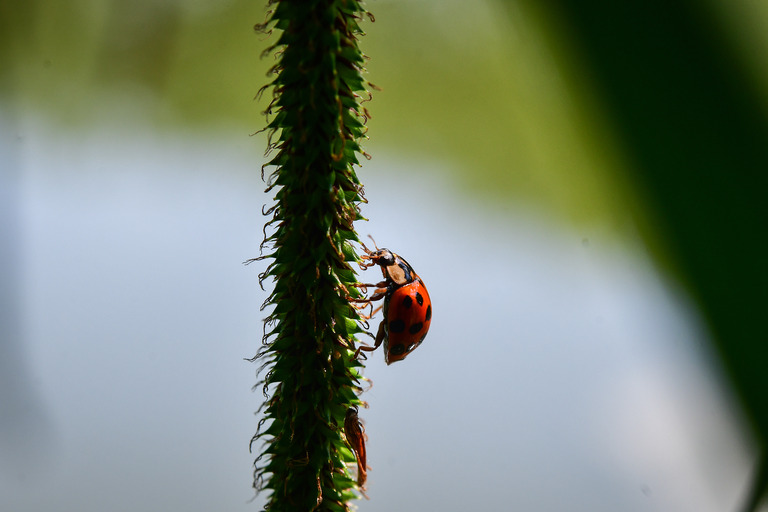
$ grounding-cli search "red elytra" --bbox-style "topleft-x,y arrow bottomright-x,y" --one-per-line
354,241 -> 432,364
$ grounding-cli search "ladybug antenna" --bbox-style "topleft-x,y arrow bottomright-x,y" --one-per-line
359,235 -> 379,255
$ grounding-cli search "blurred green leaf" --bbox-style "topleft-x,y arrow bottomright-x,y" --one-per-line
505,0 -> 768,508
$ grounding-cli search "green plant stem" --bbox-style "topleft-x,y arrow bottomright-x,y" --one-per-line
251,1 -> 373,511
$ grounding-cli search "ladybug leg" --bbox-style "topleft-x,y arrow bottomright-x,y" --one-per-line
349,302 -> 373,320
358,304 -> 382,321
371,320 -> 386,349
368,288 -> 388,302
354,320 -> 386,359
352,280 -> 388,291
358,259 -> 376,271
348,287 -> 387,303
346,283 -> 386,310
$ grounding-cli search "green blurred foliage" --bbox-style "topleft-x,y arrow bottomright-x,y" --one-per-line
1,0 -> 634,224
512,0 -> 768,508
4,0 -> 767,229
0,0 -> 268,127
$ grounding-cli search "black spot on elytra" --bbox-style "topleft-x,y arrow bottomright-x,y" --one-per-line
390,343 -> 406,356
389,319 -> 405,333
425,304 -> 432,322
408,322 -> 424,335
415,292 -> 424,306
402,296 -> 413,308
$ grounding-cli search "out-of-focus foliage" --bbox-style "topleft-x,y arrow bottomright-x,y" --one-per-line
506,0 -> 768,509
0,0 -> 633,224
0,0 -> 269,126
3,1 -> 768,228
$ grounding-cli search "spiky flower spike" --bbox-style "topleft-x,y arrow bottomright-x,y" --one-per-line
250,0 -> 374,510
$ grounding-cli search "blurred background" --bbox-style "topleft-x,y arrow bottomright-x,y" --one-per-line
2,0 -> 767,511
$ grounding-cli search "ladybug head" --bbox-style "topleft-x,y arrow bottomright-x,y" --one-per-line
371,249 -> 395,267
360,237 -> 395,267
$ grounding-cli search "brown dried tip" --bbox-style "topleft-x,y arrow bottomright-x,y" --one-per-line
344,407 -> 368,487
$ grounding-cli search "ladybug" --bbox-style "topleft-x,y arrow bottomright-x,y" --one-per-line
353,240 -> 432,364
